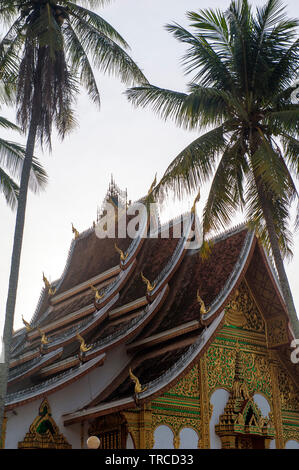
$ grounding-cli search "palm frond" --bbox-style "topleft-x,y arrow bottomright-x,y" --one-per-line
281,133 -> 299,174
64,22 -> 101,107
68,2 -> 129,48
153,124 -> 230,202
68,0 -> 113,7
245,168 -> 294,260
268,39 -> 299,95
30,3 -> 64,57
165,23 -> 235,90
69,14 -> 147,86
186,8 -> 232,55
0,115 -> 20,132
0,16 -> 26,86
203,134 -> 247,234
251,0 -> 287,90
0,2 -> 18,24
126,84 -> 188,125
0,137 -> 47,192
126,83 -> 235,130
266,107 -> 299,136
250,132 -> 291,196
0,166 -> 19,209
226,0 -> 253,97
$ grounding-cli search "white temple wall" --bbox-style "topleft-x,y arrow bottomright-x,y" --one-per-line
179,427 -> 198,449
253,393 -> 276,449
5,343 -> 130,449
253,393 -> 271,417
126,433 -> 135,449
285,440 -> 299,449
209,388 -> 230,449
153,425 -> 174,449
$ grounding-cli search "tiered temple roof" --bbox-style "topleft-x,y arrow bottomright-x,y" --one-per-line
6,187 -> 297,425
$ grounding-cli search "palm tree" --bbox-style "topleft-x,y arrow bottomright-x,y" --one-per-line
0,115 -> 47,208
126,0 -> 299,337
0,0 -> 147,437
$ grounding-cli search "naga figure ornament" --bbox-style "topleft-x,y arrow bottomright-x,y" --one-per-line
90,285 -> 105,301
197,290 -> 210,316
141,272 -> 156,293
129,367 -> 147,394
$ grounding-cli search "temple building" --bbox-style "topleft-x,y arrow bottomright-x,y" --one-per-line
1,179 -> 299,449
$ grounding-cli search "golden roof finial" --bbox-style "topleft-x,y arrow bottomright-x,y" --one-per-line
38,328 -> 49,345
129,367 -> 147,394
90,285 -> 105,301
22,316 -> 32,332
76,333 -> 92,353
197,290 -> 210,315
72,223 -> 79,240
43,272 -> 50,289
141,272 -> 156,293
191,190 -> 201,214
42,273 -> 56,296
114,243 -> 128,262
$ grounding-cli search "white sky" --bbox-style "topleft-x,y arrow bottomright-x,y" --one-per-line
0,0 -> 298,333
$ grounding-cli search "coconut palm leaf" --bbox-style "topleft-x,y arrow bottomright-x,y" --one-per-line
67,2 -> 129,48
0,166 -> 19,209
126,0 -> 299,337
154,124 -> 230,201
202,135 -> 248,233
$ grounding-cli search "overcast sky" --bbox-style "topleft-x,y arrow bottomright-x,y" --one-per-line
0,0 -> 298,333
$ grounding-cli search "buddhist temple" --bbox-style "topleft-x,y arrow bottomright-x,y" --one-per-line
1,179 -> 299,449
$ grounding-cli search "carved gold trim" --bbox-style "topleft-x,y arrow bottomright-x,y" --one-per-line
199,353 -> 210,448
283,425 -> 299,446
266,317 -> 289,348
0,414 -> 7,449
18,398 -> 71,449
268,350 -> 284,449
122,406 -> 153,449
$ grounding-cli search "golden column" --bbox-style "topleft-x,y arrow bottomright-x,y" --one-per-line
199,354 -> 211,448
268,350 -> 284,449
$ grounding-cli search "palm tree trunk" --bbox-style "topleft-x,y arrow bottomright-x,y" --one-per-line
0,112 -> 38,441
254,177 -> 299,339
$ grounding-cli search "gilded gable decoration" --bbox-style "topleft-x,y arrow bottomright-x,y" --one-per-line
18,398 -> 71,449
266,317 -> 289,348
278,369 -> 299,412
207,340 -> 272,399
215,346 -> 275,449
225,283 -> 265,332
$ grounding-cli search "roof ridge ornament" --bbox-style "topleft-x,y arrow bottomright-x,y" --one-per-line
129,367 -> 148,395
42,273 -> 56,296
90,284 -> 105,301
141,272 -> 156,293
76,333 -> 92,354
114,243 -> 129,262
22,316 -> 33,332
197,290 -> 210,316
37,328 -> 50,347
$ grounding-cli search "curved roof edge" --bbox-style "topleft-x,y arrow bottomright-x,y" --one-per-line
5,353 -> 106,410
201,230 -> 256,324
62,312 -> 225,426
